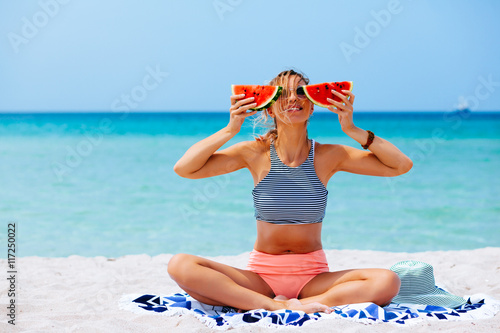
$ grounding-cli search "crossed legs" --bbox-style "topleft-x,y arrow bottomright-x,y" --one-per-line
299,269 -> 401,307
167,253 -> 400,313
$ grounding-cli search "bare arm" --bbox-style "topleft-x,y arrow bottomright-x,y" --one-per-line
173,94 -> 257,179
335,128 -> 413,177
327,90 -> 413,177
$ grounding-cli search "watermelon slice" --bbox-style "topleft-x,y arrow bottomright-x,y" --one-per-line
231,85 -> 283,111
302,81 -> 353,108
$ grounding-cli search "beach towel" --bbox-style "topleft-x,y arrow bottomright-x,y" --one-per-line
119,292 -> 500,330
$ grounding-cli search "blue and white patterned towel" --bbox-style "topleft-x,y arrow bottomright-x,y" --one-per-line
119,292 -> 500,330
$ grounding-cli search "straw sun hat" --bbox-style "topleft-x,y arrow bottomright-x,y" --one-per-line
390,260 -> 466,308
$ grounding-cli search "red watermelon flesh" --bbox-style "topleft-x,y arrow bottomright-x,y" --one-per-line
303,81 -> 353,108
231,85 -> 283,111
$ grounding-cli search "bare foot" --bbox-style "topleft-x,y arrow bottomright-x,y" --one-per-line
275,298 -> 332,314
273,295 -> 289,301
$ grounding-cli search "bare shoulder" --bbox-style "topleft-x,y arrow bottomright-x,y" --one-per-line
246,138 -> 271,162
314,141 -> 350,160
221,138 -> 269,163
314,141 -> 354,177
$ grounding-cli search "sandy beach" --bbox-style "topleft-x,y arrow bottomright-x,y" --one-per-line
1,247 -> 499,332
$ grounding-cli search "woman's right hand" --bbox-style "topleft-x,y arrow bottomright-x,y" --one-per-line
227,94 -> 258,134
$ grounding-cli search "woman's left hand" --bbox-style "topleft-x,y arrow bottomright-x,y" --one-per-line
327,90 -> 356,133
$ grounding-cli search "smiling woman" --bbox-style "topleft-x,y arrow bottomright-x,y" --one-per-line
168,68 -> 413,313
251,69 -> 312,142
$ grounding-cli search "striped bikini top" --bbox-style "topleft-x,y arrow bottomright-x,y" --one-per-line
252,139 -> 328,225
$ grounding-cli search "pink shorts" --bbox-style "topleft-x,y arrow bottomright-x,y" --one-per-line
246,249 -> 330,299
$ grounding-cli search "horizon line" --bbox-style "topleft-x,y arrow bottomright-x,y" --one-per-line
1,110 -> 499,114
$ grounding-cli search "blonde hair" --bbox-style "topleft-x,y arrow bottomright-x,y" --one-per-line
252,69 -> 310,142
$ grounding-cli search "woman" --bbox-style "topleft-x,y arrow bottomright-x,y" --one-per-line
168,69 -> 413,313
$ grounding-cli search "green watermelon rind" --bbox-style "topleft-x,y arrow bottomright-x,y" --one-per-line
254,86 -> 282,111
231,85 -> 283,111
303,82 -> 353,108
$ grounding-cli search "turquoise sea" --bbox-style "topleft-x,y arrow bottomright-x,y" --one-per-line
1,111 -> 499,258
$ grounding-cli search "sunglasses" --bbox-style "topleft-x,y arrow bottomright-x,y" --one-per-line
281,86 -> 307,98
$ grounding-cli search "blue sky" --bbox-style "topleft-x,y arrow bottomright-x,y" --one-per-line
1,0 -> 499,112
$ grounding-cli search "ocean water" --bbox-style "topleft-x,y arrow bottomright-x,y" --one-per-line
1,111 -> 499,258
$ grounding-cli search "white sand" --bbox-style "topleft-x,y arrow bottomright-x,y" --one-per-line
1,248 -> 499,332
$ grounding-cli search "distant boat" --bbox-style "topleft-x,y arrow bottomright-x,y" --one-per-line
454,98 -> 471,116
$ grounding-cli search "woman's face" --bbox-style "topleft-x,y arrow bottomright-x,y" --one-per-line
270,75 -> 313,123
